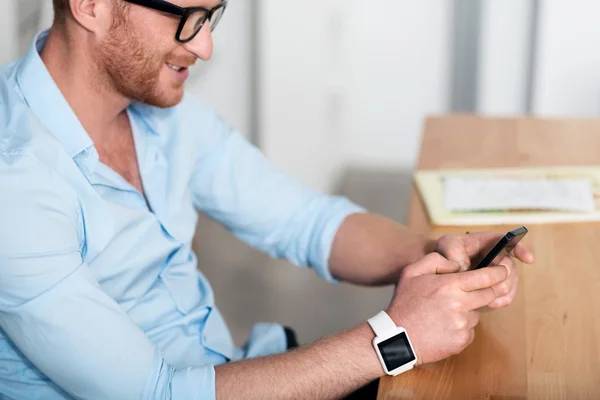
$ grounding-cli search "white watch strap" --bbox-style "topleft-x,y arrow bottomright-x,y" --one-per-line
367,311 -> 398,337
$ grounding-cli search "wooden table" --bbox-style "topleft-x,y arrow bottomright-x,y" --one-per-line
377,116 -> 600,400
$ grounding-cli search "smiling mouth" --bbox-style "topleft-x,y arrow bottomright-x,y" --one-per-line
166,63 -> 186,72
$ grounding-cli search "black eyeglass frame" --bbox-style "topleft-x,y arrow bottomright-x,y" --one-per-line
123,0 -> 227,43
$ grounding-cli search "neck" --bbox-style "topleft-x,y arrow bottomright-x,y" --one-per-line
40,25 -> 131,142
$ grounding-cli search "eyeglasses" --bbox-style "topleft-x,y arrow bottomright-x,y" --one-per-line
123,0 -> 227,43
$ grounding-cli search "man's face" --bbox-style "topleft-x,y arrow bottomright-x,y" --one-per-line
96,1 -> 215,108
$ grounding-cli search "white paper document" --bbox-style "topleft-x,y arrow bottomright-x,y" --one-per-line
444,177 -> 596,213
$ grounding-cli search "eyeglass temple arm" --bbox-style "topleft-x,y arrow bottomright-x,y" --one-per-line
126,0 -> 185,16
212,1 -> 228,12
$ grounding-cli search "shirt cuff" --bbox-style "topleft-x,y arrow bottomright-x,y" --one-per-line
312,197 -> 366,284
171,365 -> 217,400
144,350 -> 217,400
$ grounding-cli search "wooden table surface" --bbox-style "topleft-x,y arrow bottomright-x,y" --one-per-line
377,116 -> 600,400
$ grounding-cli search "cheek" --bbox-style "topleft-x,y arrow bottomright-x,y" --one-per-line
148,35 -> 179,63
141,45 -> 176,72
128,14 -> 178,55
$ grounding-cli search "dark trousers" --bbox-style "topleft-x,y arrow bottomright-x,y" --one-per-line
284,327 -> 379,400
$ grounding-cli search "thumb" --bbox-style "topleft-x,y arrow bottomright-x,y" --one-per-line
406,253 -> 461,277
436,235 -> 471,271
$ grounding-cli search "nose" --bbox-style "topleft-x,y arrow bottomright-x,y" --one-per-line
183,22 -> 214,61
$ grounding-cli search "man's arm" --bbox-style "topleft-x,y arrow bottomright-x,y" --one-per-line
215,253 -> 512,400
217,324 -> 381,400
0,153 -> 514,399
0,154 -> 217,399
329,213 -> 436,286
187,110 -> 364,283
184,108 -> 533,303
329,214 -> 535,311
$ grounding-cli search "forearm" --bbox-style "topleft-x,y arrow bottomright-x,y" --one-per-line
215,323 -> 382,400
329,213 -> 437,286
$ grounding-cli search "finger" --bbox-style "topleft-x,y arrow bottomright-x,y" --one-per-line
467,232 -> 501,257
488,275 -> 519,309
464,287 -> 496,310
509,242 -> 535,264
405,252 -> 460,277
490,266 -> 515,297
489,257 -> 517,296
457,265 -> 509,292
436,235 -> 471,271
497,256 -> 517,276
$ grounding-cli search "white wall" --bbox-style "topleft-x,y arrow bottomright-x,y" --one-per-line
532,0 -> 600,116
259,0 -> 452,192
0,0 -> 18,65
188,1 -> 253,138
477,0 -> 533,115
342,1 -> 452,171
470,0 -> 600,118
259,0 -> 346,192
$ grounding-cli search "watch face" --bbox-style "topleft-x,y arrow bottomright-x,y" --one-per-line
377,332 -> 416,371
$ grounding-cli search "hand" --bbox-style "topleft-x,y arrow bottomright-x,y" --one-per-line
386,253 -> 509,365
435,232 -> 534,309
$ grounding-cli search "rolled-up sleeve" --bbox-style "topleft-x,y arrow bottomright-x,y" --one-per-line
187,108 -> 365,282
0,152 -> 216,400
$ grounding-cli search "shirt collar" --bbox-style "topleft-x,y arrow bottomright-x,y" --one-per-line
16,30 -> 95,160
129,102 -> 167,137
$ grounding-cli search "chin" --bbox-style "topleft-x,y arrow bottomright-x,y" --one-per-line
144,87 -> 185,109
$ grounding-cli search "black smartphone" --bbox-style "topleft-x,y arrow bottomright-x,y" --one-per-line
473,226 -> 528,270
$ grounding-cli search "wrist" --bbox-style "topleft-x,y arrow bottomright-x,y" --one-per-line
384,307 -> 406,336
353,323 -> 387,379
367,311 -> 419,374
383,308 -> 422,367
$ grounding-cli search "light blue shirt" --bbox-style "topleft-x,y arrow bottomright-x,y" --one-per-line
0,32 -> 363,399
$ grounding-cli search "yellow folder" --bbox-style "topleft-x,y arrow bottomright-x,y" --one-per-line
414,166 -> 600,226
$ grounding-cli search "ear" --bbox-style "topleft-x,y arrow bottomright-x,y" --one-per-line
69,0 -> 114,35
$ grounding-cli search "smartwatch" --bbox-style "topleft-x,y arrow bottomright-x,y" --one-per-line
367,311 -> 417,376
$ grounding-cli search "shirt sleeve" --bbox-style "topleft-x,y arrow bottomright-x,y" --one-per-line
187,106 -> 366,282
0,152 -> 216,400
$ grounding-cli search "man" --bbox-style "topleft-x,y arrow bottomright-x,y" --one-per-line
0,0 -> 533,399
